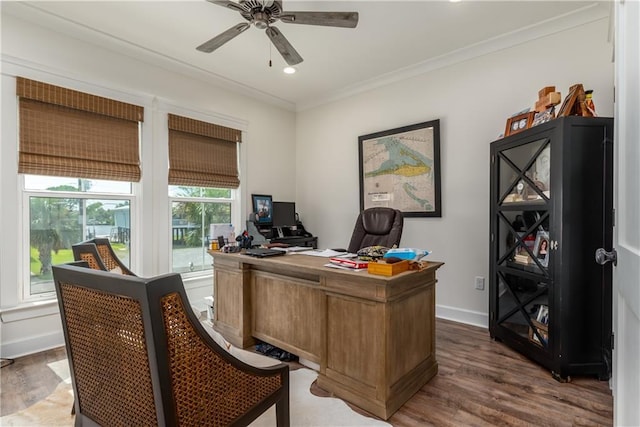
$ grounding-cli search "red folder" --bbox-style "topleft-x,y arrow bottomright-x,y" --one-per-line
329,257 -> 369,269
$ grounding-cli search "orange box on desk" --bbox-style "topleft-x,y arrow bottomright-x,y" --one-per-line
368,260 -> 410,276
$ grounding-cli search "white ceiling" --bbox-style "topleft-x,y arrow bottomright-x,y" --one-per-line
2,1 -> 610,111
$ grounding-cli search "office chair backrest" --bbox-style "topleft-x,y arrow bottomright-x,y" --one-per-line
347,207 -> 404,253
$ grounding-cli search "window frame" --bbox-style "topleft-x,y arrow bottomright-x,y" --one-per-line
168,186 -> 240,278
163,106 -> 245,280
20,176 -> 136,301
3,71 -> 248,310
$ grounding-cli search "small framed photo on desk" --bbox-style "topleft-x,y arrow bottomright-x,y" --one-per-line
252,194 -> 273,225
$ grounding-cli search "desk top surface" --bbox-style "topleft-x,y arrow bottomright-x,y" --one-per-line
209,250 -> 443,283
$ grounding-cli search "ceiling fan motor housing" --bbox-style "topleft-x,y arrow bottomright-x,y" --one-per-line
240,0 -> 283,28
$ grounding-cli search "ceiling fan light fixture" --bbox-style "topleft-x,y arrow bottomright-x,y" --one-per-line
253,12 -> 270,29
283,66 -> 296,74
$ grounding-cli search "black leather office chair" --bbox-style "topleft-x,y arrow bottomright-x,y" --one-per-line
347,207 -> 404,253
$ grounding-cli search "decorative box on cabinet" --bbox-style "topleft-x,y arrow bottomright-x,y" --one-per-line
489,116 -> 614,381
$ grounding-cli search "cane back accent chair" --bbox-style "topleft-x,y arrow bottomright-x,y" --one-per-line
72,237 -> 136,275
52,262 -> 290,427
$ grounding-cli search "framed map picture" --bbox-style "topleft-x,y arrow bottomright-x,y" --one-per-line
358,120 -> 441,217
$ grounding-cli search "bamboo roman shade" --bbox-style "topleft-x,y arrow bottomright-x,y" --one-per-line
17,77 -> 143,182
168,114 -> 241,189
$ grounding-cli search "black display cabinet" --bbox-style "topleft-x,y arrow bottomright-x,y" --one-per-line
489,116 -> 614,381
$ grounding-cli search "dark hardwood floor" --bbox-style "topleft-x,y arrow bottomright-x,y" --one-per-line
1,318 -> 612,426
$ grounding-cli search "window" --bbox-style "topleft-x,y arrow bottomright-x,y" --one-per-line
169,186 -> 234,274
167,113 -> 242,275
17,77 -> 143,299
24,176 -> 133,297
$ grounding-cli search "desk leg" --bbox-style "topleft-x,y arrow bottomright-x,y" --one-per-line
213,260 -> 255,349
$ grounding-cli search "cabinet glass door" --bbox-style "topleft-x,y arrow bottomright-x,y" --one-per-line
494,138 -> 551,349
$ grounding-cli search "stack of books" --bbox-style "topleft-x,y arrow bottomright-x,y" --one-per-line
514,254 -> 531,265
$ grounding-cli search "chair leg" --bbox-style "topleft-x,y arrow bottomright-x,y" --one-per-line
275,393 -> 290,427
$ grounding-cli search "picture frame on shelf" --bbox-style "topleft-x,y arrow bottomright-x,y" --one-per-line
358,119 -> 441,217
251,194 -> 273,226
535,144 -> 551,192
529,319 -> 549,347
533,230 -> 550,267
535,304 -> 549,325
505,111 -> 536,137
532,107 -> 556,127
557,83 -> 586,117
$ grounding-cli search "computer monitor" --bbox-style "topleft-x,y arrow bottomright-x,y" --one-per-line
272,201 -> 296,237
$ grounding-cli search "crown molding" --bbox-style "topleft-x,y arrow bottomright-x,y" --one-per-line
296,2 -> 611,112
3,2 -> 296,112
3,2 -> 610,114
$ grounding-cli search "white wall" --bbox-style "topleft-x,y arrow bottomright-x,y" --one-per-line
0,13 -> 297,358
0,12 -> 616,356
295,18 -> 614,327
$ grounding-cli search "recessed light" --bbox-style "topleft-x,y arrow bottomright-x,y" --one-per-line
283,66 -> 296,74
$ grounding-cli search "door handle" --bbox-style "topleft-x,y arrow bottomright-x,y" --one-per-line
595,248 -> 617,266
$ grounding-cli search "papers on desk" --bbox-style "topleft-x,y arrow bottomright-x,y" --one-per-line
301,249 -> 350,258
273,246 -> 314,253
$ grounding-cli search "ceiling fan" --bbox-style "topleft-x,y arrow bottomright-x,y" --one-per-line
197,0 -> 359,66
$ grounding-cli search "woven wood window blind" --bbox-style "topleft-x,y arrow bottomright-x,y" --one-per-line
168,114 -> 241,189
17,77 -> 144,182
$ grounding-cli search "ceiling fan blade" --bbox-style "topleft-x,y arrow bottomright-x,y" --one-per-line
265,26 -> 303,66
196,23 -> 250,53
207,0 -> 245,13
279,11 -> 359,28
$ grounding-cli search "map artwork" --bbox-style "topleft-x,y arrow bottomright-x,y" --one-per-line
360,123 -> 438,215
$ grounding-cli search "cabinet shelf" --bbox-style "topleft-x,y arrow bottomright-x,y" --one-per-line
501,261 -> 544,276
500,198 -> 548,207
489,116 -> 613,381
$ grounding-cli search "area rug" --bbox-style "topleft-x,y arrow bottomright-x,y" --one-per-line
1,362 -> 389,427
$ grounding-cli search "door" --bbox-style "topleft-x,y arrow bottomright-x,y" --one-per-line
613,1 -> 640,425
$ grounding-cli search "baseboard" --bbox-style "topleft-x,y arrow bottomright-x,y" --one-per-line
2,303 -> 488,359
436,304 -> 488,329
0,330 -> 64,359
183,274 -> 213,312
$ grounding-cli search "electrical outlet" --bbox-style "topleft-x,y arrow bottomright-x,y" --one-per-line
474,276 -> 485,290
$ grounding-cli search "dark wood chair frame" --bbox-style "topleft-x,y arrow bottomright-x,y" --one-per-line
72,238 -> 136,276
52,262 -> 290,427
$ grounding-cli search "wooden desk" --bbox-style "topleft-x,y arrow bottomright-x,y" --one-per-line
209,251 -> 443,419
